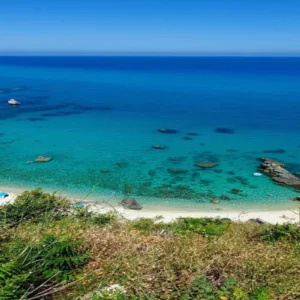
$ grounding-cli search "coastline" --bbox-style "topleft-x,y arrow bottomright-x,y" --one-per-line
0,185 -> 299,224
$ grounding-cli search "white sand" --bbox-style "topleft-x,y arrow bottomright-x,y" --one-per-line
1,187 -> 299,224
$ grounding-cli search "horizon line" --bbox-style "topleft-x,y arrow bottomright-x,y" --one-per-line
0,50 -> 300,57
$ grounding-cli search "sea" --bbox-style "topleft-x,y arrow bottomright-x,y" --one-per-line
0,56 -> 299,209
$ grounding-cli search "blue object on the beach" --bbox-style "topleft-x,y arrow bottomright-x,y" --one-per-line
72,202 -> 84,208
0,192 -> 9,198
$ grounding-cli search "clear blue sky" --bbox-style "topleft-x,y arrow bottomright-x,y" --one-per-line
1,0 -> 300,55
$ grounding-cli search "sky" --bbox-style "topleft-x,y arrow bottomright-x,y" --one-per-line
1,0 -> 300,55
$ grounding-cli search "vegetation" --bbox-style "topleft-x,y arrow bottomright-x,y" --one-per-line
0,189 -> 299,299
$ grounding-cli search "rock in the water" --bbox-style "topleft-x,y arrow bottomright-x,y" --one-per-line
291,196 -> 300,202
183,137 -> 192,140
35,156 -> 52,163
231,188 -> 241,194
259,158 -> 300,189
187,132 -> 198,136
100,169 -> 110,173
167,168 -> 188,175
194,162 -> 218,168
152,145 -> 167,150
210,199 -> 220,204
220,195 -> 230,200
215,127 -> 235,134
8,99 -> 21,106
263,149 -> 286,154
120,198 -> 142,210
157,128 -> 178,134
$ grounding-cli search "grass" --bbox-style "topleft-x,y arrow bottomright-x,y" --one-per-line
0,190 -> 299,299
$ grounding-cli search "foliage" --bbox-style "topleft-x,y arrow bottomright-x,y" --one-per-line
0,189 -> 300,299
74,208 -> 116,227
0,189 -> 70,227
260,224 -> 300,243
0,231 -> 89,299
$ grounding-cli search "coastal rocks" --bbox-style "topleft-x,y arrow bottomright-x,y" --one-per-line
168,156 -> 186,163
100,170 -> 110,174
263,149 -> 286,154
167,168 -> 188,175
194,162 -> 218,169
215,127 -> 235,134
35,156 -> 53,163
210,199 -> 220,204
8,99 -> 21,106
120,198 -> 142,210
231,188 -> 241,194
152,145 -> 167,150
116,162 -> 128,168
157,128 -> 178,134
259,158 -> 300,189
291,196 -> 300,202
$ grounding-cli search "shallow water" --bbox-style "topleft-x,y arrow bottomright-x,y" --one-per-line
0,56 -> 299,209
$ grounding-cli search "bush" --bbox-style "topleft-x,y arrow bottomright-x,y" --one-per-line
261,224 -> 300,243
0,189 -> 70,227
172,217 -> 231,237
0,232 -> 89,299
74,208 -> 116,226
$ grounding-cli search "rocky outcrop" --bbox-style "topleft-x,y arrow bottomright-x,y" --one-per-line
259,158 -> 300,189
157,128 -> 178,134
152,145 -> 167,150
194,162 -> 218,168
35,156 -> 52,162
120,198 -> 142,210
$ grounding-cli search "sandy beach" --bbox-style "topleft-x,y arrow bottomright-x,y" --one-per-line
0,186 -> 299,224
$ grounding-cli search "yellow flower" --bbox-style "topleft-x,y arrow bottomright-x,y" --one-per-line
220,297 -> 228,300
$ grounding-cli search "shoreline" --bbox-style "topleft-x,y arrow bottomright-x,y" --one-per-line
0,185 -> 299,224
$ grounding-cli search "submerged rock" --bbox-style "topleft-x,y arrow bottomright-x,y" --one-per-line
35,156 -> 52,163
220,195 -> 231,200
116,162 -> 128,168
100,170 -> 110,174
194,162 -> 218,168
168,156 -> 186,163
157,128 -> 178,134
210,199 -> 220,204
259,158 -> 300,189
215,127 -> 235,134
152,145 -> 167,150
263,149 -> 286,154
187,132 -> 198,136
291,196 -> 300,202
183,137 -> 192,140
231,188 -> 241,194
167,168 -> 188,175
120,198 -> 142,210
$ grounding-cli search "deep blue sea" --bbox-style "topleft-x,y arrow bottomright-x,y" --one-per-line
0,56 -> 300,209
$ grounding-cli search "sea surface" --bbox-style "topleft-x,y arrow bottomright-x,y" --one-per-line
0,56 -> 300,209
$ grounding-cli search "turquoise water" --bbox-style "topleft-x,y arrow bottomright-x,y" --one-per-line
0,57 -> 299,209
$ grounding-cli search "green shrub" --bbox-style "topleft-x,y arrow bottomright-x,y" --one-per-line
0,233 -> 89,299
0,189 -> 70,227
261,224 -> 300,243
74,208 -> 116,226
172,217 -> 231,237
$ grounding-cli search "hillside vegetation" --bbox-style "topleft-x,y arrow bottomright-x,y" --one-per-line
0,189 -> 299,300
